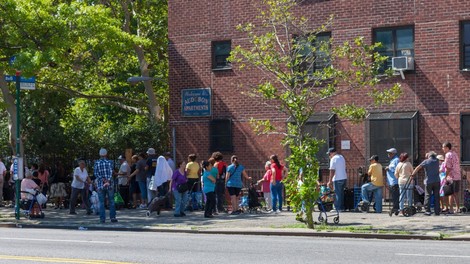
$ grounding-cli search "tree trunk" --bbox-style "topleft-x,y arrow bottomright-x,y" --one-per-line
0,76 -> 18,155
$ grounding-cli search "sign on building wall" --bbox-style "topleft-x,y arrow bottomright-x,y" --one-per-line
181,88 -> 212,117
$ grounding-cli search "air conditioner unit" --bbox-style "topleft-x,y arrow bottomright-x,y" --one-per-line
392,56 -> 414,71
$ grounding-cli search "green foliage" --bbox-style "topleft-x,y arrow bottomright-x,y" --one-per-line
230,0 -> 402,228
0,0 -> 169,163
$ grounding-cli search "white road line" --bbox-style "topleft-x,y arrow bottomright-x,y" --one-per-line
397,253 -> 470,259
0,237 -> 112,244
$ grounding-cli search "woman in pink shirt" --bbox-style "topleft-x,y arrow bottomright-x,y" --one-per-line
38,164 -> 50,196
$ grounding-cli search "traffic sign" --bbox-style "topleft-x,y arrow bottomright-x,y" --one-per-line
4,75 -> 36,90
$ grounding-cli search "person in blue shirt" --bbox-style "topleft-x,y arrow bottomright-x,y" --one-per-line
385,148 -> 400,216
202,160 -> 216,218
226,155 -> 252,215
94,148 -> 117,224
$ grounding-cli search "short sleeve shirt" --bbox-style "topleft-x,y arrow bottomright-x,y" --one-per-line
368,163 -> 384,187
419,158 -> 440,184
445,151 -> 461,180
136,159 -> 147,182
227,164 -> 245,188
329,154 -> 347,181
146,156 -> 158,177
71,167 -> 88,189
118,161 -> 130,185
186,162 -> 200,179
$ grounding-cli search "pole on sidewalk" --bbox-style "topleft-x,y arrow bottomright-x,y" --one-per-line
15,71 -> 21,220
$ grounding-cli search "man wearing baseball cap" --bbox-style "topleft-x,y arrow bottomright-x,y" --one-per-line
117,155 -> 130,208
385,147 -> 400,215
326,147 -> 347,212
94,148 -> 117,223
360,155 -> 384,213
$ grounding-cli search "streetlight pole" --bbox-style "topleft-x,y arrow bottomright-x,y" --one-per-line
14,70 -> 21,220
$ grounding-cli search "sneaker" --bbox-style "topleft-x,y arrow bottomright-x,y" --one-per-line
329,209 -> 337,213
275,209 -> 281,214
230,211 -> 240,215
174,214 -> 182,217
424,211 -> 432,216
204,215 -> 214,218
181,212 -> 186,217
111,218 -> 118,223
69,212 -> 77,215
139,204 -> 147,209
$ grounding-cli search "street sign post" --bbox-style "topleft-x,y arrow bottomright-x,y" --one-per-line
4,75 -> 36,90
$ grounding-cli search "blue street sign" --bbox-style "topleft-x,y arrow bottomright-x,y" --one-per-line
4,75 -> 35,83
181,88 -> 212,117
9,56 -> 16,66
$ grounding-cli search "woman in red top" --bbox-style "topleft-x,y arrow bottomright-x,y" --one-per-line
270,155 -> 288,213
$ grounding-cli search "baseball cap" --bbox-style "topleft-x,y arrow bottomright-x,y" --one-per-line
436,155 -> 445,161
369,155 -> 379,161
99,148 -> 107,156
326,147 -> 336,155
118,155 -> 125,160
146,148 -> 156,155
386,148 -> 397,154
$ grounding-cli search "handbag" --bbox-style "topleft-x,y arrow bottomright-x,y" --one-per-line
443,181 -> 454,196
177,182 -> 189,193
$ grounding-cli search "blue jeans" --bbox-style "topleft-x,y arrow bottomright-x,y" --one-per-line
98,187 -> 116,221
270,181 -> 283,211
361,182 -> 383,213
173,189 -> 189,215
399,183 -> 414,210
137,181 -> 147,203
333,179 -> 347,211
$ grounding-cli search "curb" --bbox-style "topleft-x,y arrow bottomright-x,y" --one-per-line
0,223 -> 446,241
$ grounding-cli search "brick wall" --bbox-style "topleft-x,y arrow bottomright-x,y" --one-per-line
169,0 -> 470,172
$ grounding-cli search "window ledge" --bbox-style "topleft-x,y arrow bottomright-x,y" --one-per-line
212,66 -> 232,72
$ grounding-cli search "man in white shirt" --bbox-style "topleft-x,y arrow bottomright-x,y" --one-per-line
117,155 -> 130,208
0,158 -> 7,206
326,148 -> 347,212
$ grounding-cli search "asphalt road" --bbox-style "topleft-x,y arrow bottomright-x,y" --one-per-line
0,228 -> 469,264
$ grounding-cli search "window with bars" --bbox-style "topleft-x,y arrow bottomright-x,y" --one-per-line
210,119 -> 233,152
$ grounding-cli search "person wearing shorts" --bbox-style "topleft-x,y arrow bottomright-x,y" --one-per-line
129,153 -> 148,209
225,155 -> 251,215
442,142 -> 461,214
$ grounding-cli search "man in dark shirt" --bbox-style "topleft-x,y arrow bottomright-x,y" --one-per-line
412,151 -> 440,216
145,148 -> 158,202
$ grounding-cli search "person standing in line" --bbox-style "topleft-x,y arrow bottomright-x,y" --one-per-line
165,152 -> 176,172
129,153 -> 148,209
212,152 -> 227,213
385,148 -> 400,215
442,142 -> 462,214
185,154 -> 201,193
202,160 -> 216,218
128,155 -> 139,209
394,153 -> 414,215
69,160 -> 92,215
0,158 -> 7,207
437,155 -> 449,212
94,148 -> 117,223
37,164 -> 50,197
152,156 -> 173,209
145,148 -> 158,203
257,161 -> 272,212
411,151 -> 441,216
326,148 -> 347,212
226,155 -> 251,215
171,161 -> 188,217
270,155 -> 288,213
116,155 -> 130,208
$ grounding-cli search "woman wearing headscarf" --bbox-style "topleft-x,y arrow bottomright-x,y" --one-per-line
151,156 -> 173,207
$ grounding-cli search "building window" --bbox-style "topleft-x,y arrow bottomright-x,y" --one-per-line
295,33 -> 331,73
461,114 -> 470,162
301,113 -> 335,167
461,22 -> 470,70
212,40 -> 231,70
210,119 -> 232,152
373,26 -> 414,71
367,112 -> 418,164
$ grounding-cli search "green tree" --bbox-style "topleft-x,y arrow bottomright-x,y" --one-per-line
230,0 -> 402,228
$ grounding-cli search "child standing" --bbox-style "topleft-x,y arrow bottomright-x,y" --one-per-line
257,161 -> 272,212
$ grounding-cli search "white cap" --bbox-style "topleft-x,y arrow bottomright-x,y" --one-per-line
386,148 -> 397,154
118,155 -> 125,160
146,148 -> 156,155
99,148 -> 107,156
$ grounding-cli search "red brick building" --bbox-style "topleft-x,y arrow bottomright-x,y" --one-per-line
168,0 -> 470,180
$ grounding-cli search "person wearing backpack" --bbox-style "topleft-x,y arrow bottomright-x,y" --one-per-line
212,152 -> 227,213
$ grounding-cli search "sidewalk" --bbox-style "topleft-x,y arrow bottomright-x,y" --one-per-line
1,206 -> 469,240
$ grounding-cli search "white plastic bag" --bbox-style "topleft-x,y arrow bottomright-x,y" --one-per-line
36,193 -> 47,205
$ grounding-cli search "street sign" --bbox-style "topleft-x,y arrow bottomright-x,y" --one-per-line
4,75 -> 36,90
